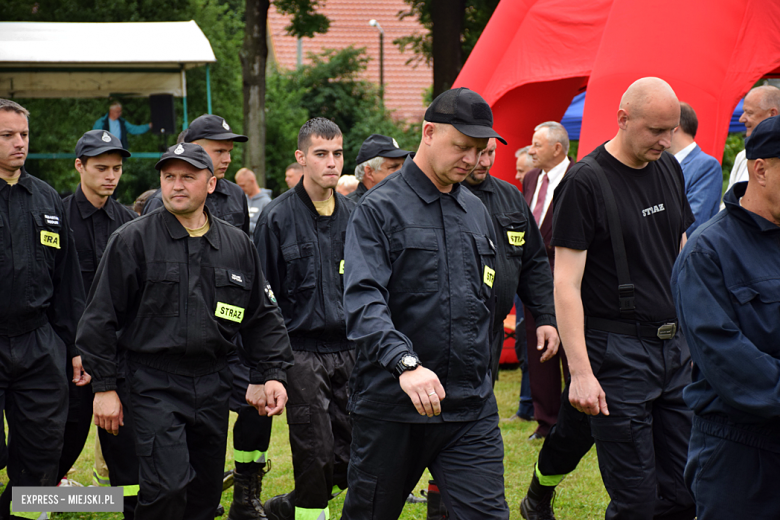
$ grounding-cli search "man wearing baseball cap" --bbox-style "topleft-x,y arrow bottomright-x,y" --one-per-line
672,115 -> 780,518
77,142 -> 293,520
341,88 -> 510,519
62,129 -> 138,515
347,134 -> 411,202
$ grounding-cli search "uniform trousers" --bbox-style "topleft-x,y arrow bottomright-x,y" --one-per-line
286,350 -> 354,510
228,349 -> 273,473
685,415 -> 780,520
58,364 -> 94,482
341,413 -> 508,520
0,324 -> 68,519
127,362 -> 231,520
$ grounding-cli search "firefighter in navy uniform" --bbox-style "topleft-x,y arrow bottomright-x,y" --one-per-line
76,143 -> 293,520
0,98 -> 86,519
61,129 -> 138,516
254,118 -> 356,520
143,115 -> 272,520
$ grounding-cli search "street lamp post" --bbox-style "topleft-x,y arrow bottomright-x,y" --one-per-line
369,19 -> 384,99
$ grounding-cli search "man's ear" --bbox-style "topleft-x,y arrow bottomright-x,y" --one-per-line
363,164 -> 374,181
771,108 -> 779,118
754,159 -> 769,187
295,149 -> 306,167
207,173 -> 218,194
422,122 -> 436,145
617,108 -> 629,130
74,158 -> 85,175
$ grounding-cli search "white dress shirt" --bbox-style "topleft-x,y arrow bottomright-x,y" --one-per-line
674,141 -> 697,164
530,156 -> 569,224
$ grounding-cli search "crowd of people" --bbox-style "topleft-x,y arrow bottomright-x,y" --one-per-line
0,75 -> 777,520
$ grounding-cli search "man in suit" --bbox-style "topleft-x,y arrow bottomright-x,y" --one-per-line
521,121 -> 573,440
669,102 -> 722,235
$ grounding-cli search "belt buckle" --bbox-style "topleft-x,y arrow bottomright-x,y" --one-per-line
656,323 -> 677,340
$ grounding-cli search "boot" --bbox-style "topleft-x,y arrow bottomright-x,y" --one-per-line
227,468 -> 267,520
263,490 -> 294,520
520,473 -> 556,520
425,480 -> 448,520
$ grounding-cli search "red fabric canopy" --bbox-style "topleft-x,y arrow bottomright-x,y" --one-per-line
454,0 -> 780,185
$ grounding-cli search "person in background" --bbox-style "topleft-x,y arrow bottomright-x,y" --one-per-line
92,101 -> 151,150
348,134 -> 411,202
515,146 -> 533,185
235,167 -> 272,234
133,189 -> 157,216
336,174 -> 359,196
284,162 -> 304,189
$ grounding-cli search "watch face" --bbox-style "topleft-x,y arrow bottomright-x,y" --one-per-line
401,355 -> 417,368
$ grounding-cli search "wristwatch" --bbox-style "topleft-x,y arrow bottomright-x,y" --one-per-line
394,353 -> 421,378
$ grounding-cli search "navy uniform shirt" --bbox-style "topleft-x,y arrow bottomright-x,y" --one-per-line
144,177 -> 250,235
464,174 -> 555,330
0,169 -> 85,356
63,184 -> 137,294
76,206 -> 293,393
344,157 -> 498,423
672,182 -> 780,427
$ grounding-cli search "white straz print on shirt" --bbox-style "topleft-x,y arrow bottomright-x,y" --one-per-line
642,204 -> 665,217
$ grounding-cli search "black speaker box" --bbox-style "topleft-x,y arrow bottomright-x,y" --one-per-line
149,94 -> 176,135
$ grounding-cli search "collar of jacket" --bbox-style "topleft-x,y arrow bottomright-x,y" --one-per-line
463,172 -> 496,194
724,181 -> 780,234
400,156 -> 469,211
7,167 -> 35,194
213,177 -> 233,197
293,176 -> 343,217
161,204 -> 221,249
75,183 -> 118,221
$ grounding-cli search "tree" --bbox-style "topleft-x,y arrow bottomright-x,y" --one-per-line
395,0 -> 500,98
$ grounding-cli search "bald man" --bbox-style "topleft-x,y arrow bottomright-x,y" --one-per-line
520,78 -> 695,520
235,167 -> 272,234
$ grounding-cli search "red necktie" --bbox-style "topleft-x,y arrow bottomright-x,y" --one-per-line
532,173 -> 549,224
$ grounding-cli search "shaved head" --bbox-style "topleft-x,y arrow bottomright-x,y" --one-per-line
619,77 -> 680,120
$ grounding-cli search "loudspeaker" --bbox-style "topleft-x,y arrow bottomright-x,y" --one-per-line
149,94 -> 175,135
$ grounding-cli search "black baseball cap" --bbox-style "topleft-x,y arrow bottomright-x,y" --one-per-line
746,115 -> 780,160
185,114 -> 248,143
424,88 -> 506,145
75,130 -> 131,158
355,134 -> 412,165
155,143 -> 214,174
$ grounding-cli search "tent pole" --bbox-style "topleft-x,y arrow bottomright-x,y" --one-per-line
206,64 -> 212,114
181,68 -> 189,129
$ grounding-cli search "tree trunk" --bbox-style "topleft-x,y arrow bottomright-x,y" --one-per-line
242,0 -> 270,187
430,0 -> 465,98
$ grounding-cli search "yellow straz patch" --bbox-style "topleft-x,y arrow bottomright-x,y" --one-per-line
339,259 -> 345,275
40,230 -> 61,249
215,302 -> 244,323
507,231 -> 525,246
483,265 -> 495,288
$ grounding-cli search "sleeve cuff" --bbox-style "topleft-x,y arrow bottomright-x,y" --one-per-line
91,378 -> 117,393
250,368 -> 288,386
67,344 -> 79,359
534,314 -> 557,329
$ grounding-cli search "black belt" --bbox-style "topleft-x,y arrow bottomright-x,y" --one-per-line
586,317 -> 678,340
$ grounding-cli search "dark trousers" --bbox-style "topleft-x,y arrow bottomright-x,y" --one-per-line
537,383 -> 594,479
0,325 -> 68,519
286,349 -> 354,510
58,364 -> 94,482
228,350 -> 273,474
342,413 -> 509,520
127,362 -> 231,520
524,308 -> 568,437
587,330 -> 694,520
685,416 -> 780,520
99,379 -> 139,520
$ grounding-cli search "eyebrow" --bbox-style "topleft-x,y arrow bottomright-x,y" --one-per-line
312,148 -> 343,153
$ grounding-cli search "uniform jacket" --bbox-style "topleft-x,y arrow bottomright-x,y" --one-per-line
672,182 -> 780,428
679,144 -> 723,236
0,169 -> 85,356
343,157 -> 498,423
254,179 -> 355,352
522,161 -> 574,272
464,174 -> 555,330
63,184 -> 137,293
76,206 -> 293,393
144,177 -> 250,235
345,181 -> 368,203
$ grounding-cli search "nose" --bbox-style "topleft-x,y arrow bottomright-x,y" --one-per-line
739,112 -> 747,124
478,150 -> 491,169
224,151 -> 231,166
659,130 -> 673,150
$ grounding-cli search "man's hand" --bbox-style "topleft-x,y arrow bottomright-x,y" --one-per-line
72,356 -> 92,386
536,325 -> 560,362
263,380 -> 288,416
94,390 -> 123,435
245,384 -> 267,415
399,367 -> 446,417
569,372 -> 609,416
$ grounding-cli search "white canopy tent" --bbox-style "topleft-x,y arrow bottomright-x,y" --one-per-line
0,20 -> 216,128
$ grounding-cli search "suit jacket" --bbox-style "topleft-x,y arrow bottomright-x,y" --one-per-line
680,145 -> 723,236
522,161 -> 574,272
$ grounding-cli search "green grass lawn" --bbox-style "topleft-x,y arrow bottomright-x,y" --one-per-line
6,367 -> 609,519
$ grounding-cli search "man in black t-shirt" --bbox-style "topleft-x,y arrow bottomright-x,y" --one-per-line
520,78 -> 696,520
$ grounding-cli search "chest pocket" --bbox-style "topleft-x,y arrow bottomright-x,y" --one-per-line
495,212 -> 527,257
138,262 -> 180,317
214,268 -> 252,326
728,279 -> 780,354
473,234 -> 497,300
32,210 -> 62,269
389,228 -> 439,293
281,242 -> 317,295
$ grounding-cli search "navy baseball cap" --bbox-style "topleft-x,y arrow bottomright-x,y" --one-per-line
746,115 -> 780,160
424,88 -> 507,145
155,143 -> 214,174
75,130 -> 131,158
355,134 -> 412,165
185,114 -> 248,143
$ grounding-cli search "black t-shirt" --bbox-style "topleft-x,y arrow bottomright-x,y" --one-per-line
551,144 -> 694,322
